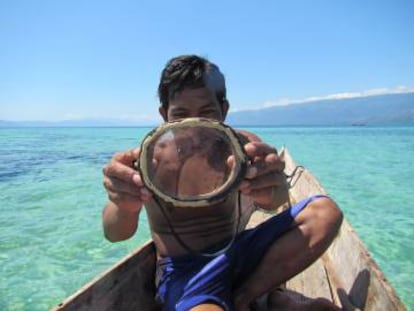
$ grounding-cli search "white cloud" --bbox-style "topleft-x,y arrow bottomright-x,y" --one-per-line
257,85 -> 414,110
262,98 -> 293,107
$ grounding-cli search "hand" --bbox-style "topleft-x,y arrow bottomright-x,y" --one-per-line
102,148 -> 152,213
239,142 -> 287,209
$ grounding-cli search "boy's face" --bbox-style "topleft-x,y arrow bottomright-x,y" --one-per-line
159,87 -> 228,122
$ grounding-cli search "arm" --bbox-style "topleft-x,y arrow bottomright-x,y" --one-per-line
102,148 -> 152,242
237,130 -> 289,210
102,201 -> 141,242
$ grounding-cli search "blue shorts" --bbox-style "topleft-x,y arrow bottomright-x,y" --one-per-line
156,195 -> 328,311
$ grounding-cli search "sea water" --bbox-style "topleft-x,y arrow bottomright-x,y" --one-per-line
0,126 -> 413,310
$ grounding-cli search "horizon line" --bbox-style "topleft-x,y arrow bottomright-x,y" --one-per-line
2,86 -> 414,122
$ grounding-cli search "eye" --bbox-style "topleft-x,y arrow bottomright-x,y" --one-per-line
201,109 -> 216,115
170,110 -> 187,119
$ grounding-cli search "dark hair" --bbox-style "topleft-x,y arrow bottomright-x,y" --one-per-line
158,55 -> 227,109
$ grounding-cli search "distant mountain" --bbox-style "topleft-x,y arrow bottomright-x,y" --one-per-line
227,92 -> 414,126
0,119 -> 156,128
2,92 -> 414,127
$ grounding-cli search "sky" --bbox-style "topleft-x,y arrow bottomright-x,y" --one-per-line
1,0 -> 413,124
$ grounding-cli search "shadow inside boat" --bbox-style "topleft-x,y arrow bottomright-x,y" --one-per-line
337,269 -> 370,311
259,268 -> 370,311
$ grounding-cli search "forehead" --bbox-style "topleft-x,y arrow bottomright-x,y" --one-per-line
169,87 -> 220,109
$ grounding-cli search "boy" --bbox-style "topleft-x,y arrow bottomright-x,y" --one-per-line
102,55 -> 343,310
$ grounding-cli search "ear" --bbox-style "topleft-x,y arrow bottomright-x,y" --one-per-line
221,99 -> 229,120
159,106 -> 168,121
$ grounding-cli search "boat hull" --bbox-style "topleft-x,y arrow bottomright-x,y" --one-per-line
52,148 -> 406,311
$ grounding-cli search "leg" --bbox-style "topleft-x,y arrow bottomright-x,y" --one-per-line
190,304 -> 225,311
234,196 -> 343,310
175,255 -> 233,311
156,255 -> 230,311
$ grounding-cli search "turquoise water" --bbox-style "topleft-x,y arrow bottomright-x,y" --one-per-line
0,126 -> 413,310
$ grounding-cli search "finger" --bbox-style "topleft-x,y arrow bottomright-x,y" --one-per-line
240,186 -> 278,208
103,176 -> 149,196
112,148 -> 140,166
106,188 -> 139,202
245,155 -> 285,179
103,161 -> 143,187
106,189 -> 152,204
241,172 -> 286,193
132,147 -> 141,159
248,186 -> 274,201
244,142 -> 277,159
264,153 -> 285,172
227,155 -> 236,170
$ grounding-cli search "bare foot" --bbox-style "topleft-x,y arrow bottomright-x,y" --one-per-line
267,289 -> 342,311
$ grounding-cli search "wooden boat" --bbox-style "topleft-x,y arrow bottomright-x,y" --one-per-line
52,148 -> 406,311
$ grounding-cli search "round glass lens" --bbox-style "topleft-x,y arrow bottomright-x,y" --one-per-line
144,125 -> 235,200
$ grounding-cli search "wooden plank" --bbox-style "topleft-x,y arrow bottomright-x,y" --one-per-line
323,219 -> 406,311
246,209 -> 273,229
246,196 -> 333,302
276,148 -> 334,303
282,148 -> 406,311
52,241 -> 160,311
285,258 -> 332,302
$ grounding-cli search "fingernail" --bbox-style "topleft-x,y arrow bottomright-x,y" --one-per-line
244,143 -> 256,153
132,174 -> 142,185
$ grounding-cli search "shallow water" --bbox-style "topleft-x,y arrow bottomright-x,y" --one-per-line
0,126 -> 412,310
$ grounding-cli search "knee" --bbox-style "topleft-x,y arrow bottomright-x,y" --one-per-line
299,196 -> 343,240
311,197 -> 343,236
